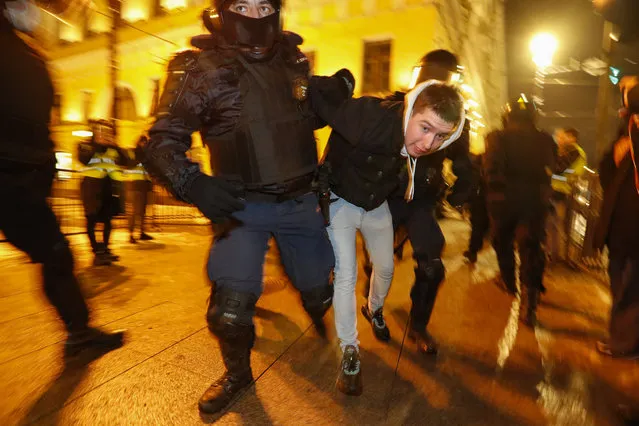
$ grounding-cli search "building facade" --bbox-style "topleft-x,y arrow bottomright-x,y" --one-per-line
41,0 -> 507,170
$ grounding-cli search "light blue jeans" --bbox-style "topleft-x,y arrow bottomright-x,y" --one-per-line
327,195 -> 395,351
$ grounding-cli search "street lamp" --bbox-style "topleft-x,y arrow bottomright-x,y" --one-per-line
530,33 -> 558,69
529,33 -> 558,112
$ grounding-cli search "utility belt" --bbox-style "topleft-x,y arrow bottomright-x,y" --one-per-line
243,173 -> 315,203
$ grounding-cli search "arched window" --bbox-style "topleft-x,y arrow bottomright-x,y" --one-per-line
114,85 -> 138,121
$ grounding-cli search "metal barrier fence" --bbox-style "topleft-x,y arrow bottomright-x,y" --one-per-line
564,169 -> 608,278
1,170 -> 208,242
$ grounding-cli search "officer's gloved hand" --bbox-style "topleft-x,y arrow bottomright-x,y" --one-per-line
188,175 -> 245,223
333,68 -> 355,98
310,68 -> 355,106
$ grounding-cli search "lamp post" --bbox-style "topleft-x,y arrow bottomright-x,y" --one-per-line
529,33 -> 558,111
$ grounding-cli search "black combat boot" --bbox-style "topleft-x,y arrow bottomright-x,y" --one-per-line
64,327 -> 126,358
199,339 -> 254,415
407,328 -> 438,355
301,285 -> 333,339
336,345 -> 363,396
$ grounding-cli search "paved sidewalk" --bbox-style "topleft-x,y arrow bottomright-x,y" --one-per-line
0,220 -> 637,425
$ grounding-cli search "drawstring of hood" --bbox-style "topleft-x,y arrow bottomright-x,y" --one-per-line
401,80 -> 466,201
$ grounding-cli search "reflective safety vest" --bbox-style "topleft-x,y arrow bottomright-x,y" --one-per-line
124,163 -> 152,182
80,148 -> 124,180
551,143 -> 587,195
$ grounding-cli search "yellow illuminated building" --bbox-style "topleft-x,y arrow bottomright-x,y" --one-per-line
41,0 -> 506,170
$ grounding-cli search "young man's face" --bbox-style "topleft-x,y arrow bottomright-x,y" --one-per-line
226,0 -> 275,18
404,107 -> 456,157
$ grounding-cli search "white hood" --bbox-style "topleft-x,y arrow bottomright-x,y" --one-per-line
402,79 -> 466,152
400,80 -> 466,201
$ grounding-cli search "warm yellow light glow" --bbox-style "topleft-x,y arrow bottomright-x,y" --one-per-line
460,84 -> 474,95
65,111 -> 82,122
467,99 -> 479,108
530,33 -> 558,68
162,0 -> 187,11
409,66 -> 421,89
124,8 -> 147,23
397,70 -> 413,89
472,111 -> 483,119
72,130 -> 93,137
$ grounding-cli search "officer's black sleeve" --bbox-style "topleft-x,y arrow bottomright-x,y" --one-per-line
446,123 -> 473,206
144,52 -> 211,202
308,69 -> 356,130
309,85 -> 391,148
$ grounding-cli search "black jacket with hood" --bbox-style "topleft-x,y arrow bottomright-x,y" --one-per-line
310,80 -> 465,211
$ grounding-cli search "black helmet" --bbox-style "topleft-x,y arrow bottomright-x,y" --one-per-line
503,94 -> 537,126
414,49 -> 461,85
202,0 -> 283,60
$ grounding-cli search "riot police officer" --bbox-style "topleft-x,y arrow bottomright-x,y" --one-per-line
143,0 -> 351,415
0,0 -> 124,357
483,96 -> 556,326
385,50 -> 473,355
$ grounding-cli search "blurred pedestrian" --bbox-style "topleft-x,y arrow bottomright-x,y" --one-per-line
0,0 -> 124,358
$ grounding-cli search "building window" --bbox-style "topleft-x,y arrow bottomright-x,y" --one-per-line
81,90 -> 94,122
362,40 -> 392,94
114,86 -> 138,121
304,51 -> 316,75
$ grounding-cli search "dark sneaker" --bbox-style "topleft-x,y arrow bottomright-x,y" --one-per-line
129,236 -> 137,244
361,304 -> 390,342
198,371 -> 254,415
92,251 -> 112,267
105,249 -> 120,262
139,233 -> 154,241
463,250 -> 477,264
336,345 -> 362,396
64,327 -> 125,358
407,328 -> 438,355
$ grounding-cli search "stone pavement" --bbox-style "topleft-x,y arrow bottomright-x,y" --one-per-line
1,220 -> 638,425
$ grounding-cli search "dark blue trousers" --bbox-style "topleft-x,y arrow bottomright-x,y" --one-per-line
207,192 -> 335,297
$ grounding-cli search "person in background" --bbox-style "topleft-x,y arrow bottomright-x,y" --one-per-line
0,0 -> 124,358
483,95 -> 556,327
78,119 -> 130,266
548,127 -> 587,262
463,153 -> 490,264
125,139 -> 154,244
593,76 -> 639,360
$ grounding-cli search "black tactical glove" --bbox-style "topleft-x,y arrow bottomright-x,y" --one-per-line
310,68 -> 356,106
187,175 -> 245,223
334,68 -> 355,98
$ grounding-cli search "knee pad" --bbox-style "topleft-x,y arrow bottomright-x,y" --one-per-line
415,259 -> 445,284
42,239 -> 74,277
206,287 -> 257,345
300,284 -> 333,319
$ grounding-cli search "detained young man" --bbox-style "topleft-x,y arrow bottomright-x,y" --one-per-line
310,74 -> 465,395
